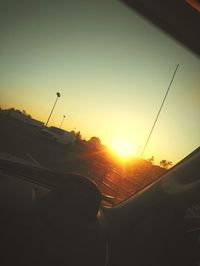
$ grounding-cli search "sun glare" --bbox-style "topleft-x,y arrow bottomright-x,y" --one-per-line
110,138 -> 135,159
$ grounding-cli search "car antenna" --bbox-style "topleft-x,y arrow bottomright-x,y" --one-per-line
140,64 -> 179,159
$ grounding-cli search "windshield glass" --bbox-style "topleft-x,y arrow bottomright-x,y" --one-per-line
0,0 -> 199,206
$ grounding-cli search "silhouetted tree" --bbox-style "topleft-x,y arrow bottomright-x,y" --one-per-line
88,137 -> 101,151
22,109 -> 32,119
147,156 -> 154,164
160,160 -> 173,169
70,130 -> 76,136
22,110 -> 27,115
75,131 -> 82,145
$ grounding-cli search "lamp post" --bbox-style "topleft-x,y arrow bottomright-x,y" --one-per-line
45,92 -> 61,126
60,115 -> 66,129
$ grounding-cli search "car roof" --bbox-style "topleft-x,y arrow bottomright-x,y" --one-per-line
121,0 -> 200,57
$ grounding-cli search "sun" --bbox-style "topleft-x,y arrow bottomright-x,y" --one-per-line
110,138 -> 135,159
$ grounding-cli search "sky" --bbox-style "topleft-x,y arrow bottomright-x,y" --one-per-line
0,0 -> 200,164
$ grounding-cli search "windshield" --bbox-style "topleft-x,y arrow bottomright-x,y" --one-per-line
0,0 -> 199,206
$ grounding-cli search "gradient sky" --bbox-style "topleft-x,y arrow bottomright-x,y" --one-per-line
0,0 -> 200,164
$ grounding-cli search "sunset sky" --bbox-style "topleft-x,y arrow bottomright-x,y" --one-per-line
0,0 -> 200,164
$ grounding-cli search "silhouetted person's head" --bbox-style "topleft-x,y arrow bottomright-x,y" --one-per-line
36,174 -> 102,230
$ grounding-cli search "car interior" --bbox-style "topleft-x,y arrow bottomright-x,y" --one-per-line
0,0 -> 200,266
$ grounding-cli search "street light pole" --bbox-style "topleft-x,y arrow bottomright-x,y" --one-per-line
45,92 -> 61,126
60,115 -> 66,129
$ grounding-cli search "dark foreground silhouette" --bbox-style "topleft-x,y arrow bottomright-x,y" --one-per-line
1,174 -> 106,266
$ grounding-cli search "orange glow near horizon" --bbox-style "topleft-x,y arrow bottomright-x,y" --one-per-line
110,138 -> 136,160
